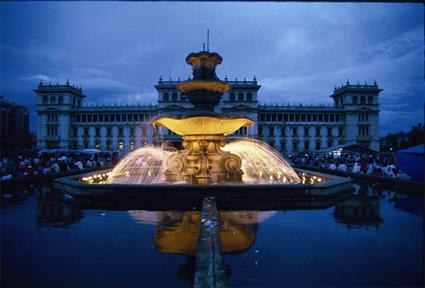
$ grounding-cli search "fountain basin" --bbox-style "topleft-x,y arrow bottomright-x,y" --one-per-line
153,115 -> 254,136
52,168 -> 353,210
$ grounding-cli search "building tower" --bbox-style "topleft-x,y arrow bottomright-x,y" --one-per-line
330,80 -> 382,151
35,81 -> 85,149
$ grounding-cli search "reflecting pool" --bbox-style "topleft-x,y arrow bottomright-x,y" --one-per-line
1,183 -> 423,287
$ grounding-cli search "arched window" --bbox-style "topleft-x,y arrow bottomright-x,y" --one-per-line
172,92 -> 178,102
368,96 -> 374,104
238,92 -> 244,102
229,92 -> 235,102
163,93 -> 169,102
247,92 -> 253,102
353,96 -> 358,104
43,96 -> 48,104
58,95 -> 64,104
360,96 -> 366,104
50,96 -> 56,104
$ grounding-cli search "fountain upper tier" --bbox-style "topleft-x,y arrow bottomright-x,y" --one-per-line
153,115 -> 254,136
176,50 -> 230,110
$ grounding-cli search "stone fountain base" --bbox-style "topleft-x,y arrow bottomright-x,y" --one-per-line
52,169 -> 354,210
165,135 -> 243,185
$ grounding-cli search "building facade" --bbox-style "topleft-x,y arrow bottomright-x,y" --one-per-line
1,96 -> 32,152
35,78 -> 382,152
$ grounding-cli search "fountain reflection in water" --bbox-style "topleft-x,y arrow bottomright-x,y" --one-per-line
223,138 -> 300,184
109,147 -> 170,184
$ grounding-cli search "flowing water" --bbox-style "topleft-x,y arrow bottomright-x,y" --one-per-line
107,139 -> 300,185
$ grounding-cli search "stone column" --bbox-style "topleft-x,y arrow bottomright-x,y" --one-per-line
88,126 -> 95,148
135,126 -> 142,148
77,127 -> 84,149
309,126 -> 315,151
320,126 -> 327,149
112,126 -> 118,150
285,126 -> 292,153
297,126 -> 304,152
124,127 -> 130,152
274,126 -> 281,151
100,127 -> 107,151
332,126 -> 339,146
147,126 -> 153,145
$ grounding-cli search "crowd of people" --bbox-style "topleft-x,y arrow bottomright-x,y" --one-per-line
287,151 -> 411,180
0,151 -> 120,181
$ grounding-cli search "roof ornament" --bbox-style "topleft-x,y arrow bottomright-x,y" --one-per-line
66,79 -> 69,85
374,79 -> 377,85
224,75 -> 228,81
346,79 -> 349,85
357,81 -> 360,85
253,75 -> 257,81
207,29 -> 210,52
159,75 -> 163,82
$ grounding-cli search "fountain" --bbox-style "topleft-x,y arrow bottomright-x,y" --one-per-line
53,48 -> 353,207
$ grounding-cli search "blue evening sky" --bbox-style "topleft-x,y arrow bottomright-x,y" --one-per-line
0,2 -> 423,135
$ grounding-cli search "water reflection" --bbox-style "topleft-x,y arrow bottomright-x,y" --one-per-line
129,210 -> 275,282
36,198 -> 83,227
334,184 -> 383,229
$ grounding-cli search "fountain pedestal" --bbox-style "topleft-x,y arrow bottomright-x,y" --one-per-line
164,135 -> 243,185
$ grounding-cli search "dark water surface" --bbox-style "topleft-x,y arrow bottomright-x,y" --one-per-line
1,183 -> 423,287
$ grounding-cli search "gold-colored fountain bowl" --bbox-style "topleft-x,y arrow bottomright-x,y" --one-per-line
177,80 -> 230,93
153,116 -> 254,136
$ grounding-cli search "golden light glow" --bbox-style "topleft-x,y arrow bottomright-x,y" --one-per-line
223,138 -> 301,184
177,80 -> 230,93
153,116 -> 254,136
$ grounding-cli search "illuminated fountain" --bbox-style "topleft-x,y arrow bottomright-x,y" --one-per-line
54,48 -> 352,205
106,50 -> 300,185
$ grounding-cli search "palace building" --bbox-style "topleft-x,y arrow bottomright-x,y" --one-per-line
35,77 -> 382,153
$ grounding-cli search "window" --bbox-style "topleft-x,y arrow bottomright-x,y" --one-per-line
163,93 -> 169,102
316,127 -> 321,136
368,96 -> 374,104
84,127 -> 88,136
238,92 -> 244,102
93,114 -> 98,122
130,141 -> 135,150
301,114 -> 306,122
304,127 -> 309,137
230,92 -> 235,102
353,96 -> 358,104
95,127 -> 100,137
258,126 -> 263,136
118,141 -> 124,151
107,127 -> 112,137
43,96 -> 48,104
118,127 -> 123,137
315,141 -> 321,150
247,93 -> 253,102
72,98 -> 76,106
327,127 -> 332,136
339,127 -> 343,137
172,93 -> 178,102
73,127 -> 77,137
58,96 -> 64,104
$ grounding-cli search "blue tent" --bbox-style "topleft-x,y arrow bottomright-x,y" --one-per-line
396,144 -> 424,182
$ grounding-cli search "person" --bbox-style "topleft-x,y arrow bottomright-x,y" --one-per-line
352,162 -> 361,173
74,160 -> 84,170
337,162 -> 348,172
51,162 -> 60,173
